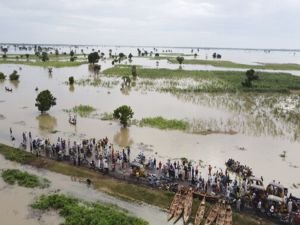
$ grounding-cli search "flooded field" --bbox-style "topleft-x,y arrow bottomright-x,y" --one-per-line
0,48 -> 300,200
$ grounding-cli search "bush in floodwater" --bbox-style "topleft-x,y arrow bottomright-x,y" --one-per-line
113,105 -> 134,127
35,90 -> 57,113
132,65 -> 137,78
31,194 -> 148,225
241,69 -> 259,88
176,56 -> 184,65
1,169 -> 50,188
68,76 -> 75,85
72,104 -> 95,117
0,72 -> 6,79
9,70 -> 20,81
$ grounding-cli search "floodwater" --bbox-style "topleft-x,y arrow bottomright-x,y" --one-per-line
0,154 -> 179,225
0,50 -> 300,203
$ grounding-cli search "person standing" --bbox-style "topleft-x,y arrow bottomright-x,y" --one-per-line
257,200 -> 262,214
236,198 -> 241,211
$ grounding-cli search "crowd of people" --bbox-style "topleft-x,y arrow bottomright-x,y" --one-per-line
7,128 -> 300,224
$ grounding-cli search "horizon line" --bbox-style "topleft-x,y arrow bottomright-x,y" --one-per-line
1,42 -> 300,52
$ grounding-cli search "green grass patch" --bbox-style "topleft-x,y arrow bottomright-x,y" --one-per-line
0,144 -> 35,163
1,169 -> 50,188
103,66 -> 300,93
31,194 -> 148,225
0,59 -> 87,68
164,57 -> 300,71
140,117 -> 189,130
71,105 -> 96,117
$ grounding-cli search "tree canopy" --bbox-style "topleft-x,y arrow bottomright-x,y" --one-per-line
176,56 -> 184,65
113,105 -> 134,127
35,90 -> 56,113
88,52 -> 100,64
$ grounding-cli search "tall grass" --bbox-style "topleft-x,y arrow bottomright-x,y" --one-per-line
140,117 -> 189,130
165,57 -> 300,71
103,66 -> 300,93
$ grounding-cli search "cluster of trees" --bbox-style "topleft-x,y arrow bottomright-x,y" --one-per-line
241,69 -> 259,87
212,52 -> 222,59
0,70 -> 20,81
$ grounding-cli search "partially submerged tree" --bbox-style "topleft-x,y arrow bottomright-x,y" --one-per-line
0,72 -> 6,80
69,76 -> 75,85
41,52 -> 49,62
9,70 -> 20,81
113,105 -> 134,127
241,69 -> 259,87
88,52 -> 100,64
35,90 -> 56,113
132,65 -> 137,78
176,56 -> 184,65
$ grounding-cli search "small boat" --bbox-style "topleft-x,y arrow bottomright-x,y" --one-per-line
193,191 -> 221,202
224,205 -> 232,225
173,194 -> 185,224
183,189 -> 193,224
204,203 -> 220,225
168,192 -> 181,220
216,203 -> 226,225
194,197 -> 206,225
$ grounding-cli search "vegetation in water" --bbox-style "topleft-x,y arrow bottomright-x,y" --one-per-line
100,112 -> 114,121
113,105 -> 134,127
140,117 -> 189,130
0,58 -> 87,68
35,90 -> 57,113
1,169 -> 50,188
72,105 -> 96,117
103,66 -> 300,93
0,72 -> 5,79
162,57 -> 300,71
9,70 -> 20,80
31,194 -> 148,225
68,76 -> 75,85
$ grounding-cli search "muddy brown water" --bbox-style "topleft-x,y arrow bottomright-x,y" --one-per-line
0,61 -> 299,198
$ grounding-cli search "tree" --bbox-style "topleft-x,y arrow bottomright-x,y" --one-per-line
88,52 -> 100,64
41,52 -> 49,62
35,90 -> 56,113
137,48 -> 141,57
9,70 -> 19,81
128,53 -> 133,60
155,53 -> 160,57
55,49 -> 59,56
242,69 -> 259,87
0,72 -> 5,80
25,54 -> 29,60
70,50 -> 75,57
113,105 -> 134,127
132,65 -> 137,78
176,56 -> 184,65
109,49 -> 112,58
69,76 -> 75,85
